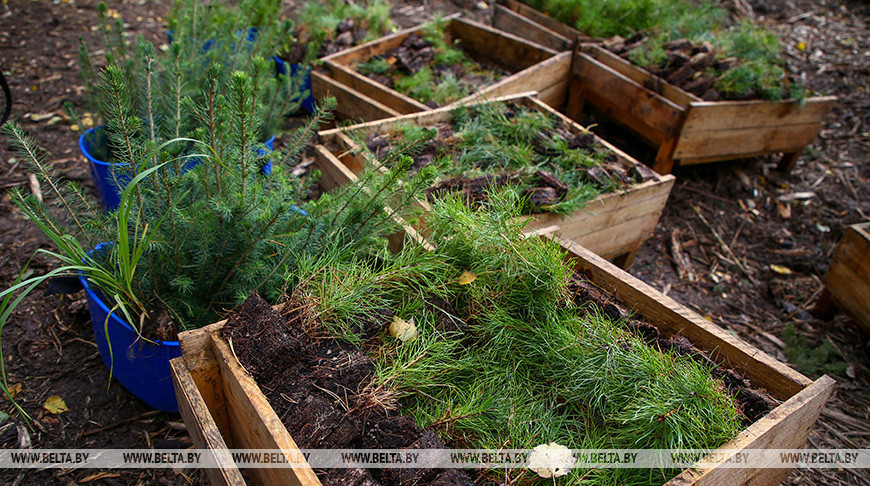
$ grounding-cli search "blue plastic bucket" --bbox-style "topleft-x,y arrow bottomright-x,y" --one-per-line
80,126 -> 276,211
274,56 -> 315,114
78,243 -> 181,412
79,126 -> 128,211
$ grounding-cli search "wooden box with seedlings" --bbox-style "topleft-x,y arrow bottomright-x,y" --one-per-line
312,15 -> 571,122
171,199 -> 835,486
501,0 -> 836,174
315,94 -> 675,267
814,222 -> 870,332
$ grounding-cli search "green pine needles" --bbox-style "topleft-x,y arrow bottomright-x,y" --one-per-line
353,100 -> 631,215
288,195 -> 743,485
524,0 -> 802,100
358,19 -> 505,106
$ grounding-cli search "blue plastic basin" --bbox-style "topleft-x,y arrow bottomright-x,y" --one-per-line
78,243 -> 181,412
274,57 -> 315,114
80,126 -> 276,211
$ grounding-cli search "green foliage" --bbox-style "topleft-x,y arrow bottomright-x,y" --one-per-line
526,0 -> 802,100
782,324 -> 847,377
357,18 -> 502,106
294,195 -> 743,484
297,0 -> 393,43
83,0 -> 310,152
356,101 -> 624,215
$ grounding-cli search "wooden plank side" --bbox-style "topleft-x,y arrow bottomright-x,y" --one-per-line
573,51 -> 685,142
449,17 -> 558,72
311,71 -> 402,123
555,237 -> 813,400
170,358 -> 245,486
458,51 -> 571,107
525,178 -> 672,238
581,44 -> 698,106
491,4 -> 572,52
318,92 -> 538,144
672,122 -> 823,161
667,376 -> 835,486
681,96 -> 837,132
497,0 -> 590,41
325,62 -> 429,115
209,333 -> 323,486
314,144 -> 361,191
537,77 -> 569,108
825,223 -> 870,332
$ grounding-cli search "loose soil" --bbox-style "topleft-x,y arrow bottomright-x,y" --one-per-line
222,293 -> 474,486
0,0 -> 867,485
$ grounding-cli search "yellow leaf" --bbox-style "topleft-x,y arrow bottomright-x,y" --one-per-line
389,316 -> 417,342
528,442 -> 575,478
770,264 -> 794,275
6,383 -> 21,398
44,395 -> 69,414
458,271 -> 477,285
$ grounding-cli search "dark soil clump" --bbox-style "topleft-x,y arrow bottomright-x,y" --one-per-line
221,293 -> 474,486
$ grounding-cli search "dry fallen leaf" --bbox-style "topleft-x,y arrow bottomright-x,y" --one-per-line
43,395 -> 69,414
770,264 -> 794,275
528,442 -> 575,478
6,383 -> 21,399
458,270 -> 477,285
389,316 -> 417,342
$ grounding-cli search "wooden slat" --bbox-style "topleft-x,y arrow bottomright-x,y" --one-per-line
319,92 -> 539,143
311,70 -> 402,123
537,77 -> 569,108
209,332 -> 323,486
824,222 -> 870,332
455,51 -> 571,108
170,358 -> 244,486
667,375 -> 835,485
682,96 -> 837,132
497,0 -> 591,41
555,237 -> 814,400
313,144 -> 360,190
573,50 -> 686,143
448,16 -> 558,72
492,4 -> 572,52
526,177 -> 674,258
672,122 -> 824,161
325,62 -> 429,115
581,44 -> 698,106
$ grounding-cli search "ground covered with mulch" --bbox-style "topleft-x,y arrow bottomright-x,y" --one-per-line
0,0 -> 867,485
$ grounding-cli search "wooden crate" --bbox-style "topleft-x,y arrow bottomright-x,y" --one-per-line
491,0 -> 596,52
318,15 -> 572,122
171,236 -> 835,486
315,93 -> 675,268
567,44 -> 838,174
814,222 -> 870,332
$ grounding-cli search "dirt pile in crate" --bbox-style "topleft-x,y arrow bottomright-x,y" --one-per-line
221,293 -> 474,486
568,273 -> 779,424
